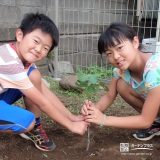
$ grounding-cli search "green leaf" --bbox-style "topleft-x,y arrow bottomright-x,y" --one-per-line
84,84 -> 98,93
83,91 -> 92,98
89,74 -> 100,84
75,81 -> 88,87
98,82 -> 109,91
93,83 -> 100,89
77,72 -> 89,82
75,65 -> 110,96
76,66 -> 82,72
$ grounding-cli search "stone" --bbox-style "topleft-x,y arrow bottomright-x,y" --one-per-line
42,78 -> 50,89
51,61 -> 74,78
59,75 -> 83,92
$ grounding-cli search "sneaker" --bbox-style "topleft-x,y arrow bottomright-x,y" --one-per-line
133,121 -> 160,141
20,124 -> 56,151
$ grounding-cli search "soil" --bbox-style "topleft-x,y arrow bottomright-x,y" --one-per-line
0,91 -> 160,160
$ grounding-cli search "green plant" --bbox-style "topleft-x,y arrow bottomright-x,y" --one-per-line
43,153 -> 50,159
47,51 -> 54,59
75,65 -> 109,98
78,63 -> 113,79
75,65 -> 110,151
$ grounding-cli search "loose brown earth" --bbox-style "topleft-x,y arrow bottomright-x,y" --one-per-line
0,90 -> 160,160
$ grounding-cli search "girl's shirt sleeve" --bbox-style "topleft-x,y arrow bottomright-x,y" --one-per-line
144,54 -> 160,90
113,68 -> 127,80
113,68 -> 120,78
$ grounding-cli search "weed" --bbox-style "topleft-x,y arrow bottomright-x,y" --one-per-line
78,63 -> 113,79
62,150 -> 67,155
46,119 -> 54,125
13,98 -> 24,107
90,153 -> 96,156
47,51 -> 54,59
43,153 -> 50,159
100,127 -> 112,135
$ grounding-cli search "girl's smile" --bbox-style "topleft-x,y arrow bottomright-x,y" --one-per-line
117,59 -> 125,67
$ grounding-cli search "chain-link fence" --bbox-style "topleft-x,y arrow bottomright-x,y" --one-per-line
50,0 -> 160,79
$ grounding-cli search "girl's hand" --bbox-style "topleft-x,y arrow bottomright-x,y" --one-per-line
84,103 -> 104,125
81,100 -> 94,116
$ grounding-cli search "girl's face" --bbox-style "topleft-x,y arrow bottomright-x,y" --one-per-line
15,28 -> 53,64
104,37 -> 139,70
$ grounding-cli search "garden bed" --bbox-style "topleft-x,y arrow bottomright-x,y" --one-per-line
0,77 -> 160,160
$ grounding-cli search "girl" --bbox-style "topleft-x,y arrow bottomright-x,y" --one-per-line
81,22 -> 160,141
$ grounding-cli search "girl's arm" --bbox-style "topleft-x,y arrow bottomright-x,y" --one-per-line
85,85 -> 160,129
96,77 -> 119,111
81,77 -> 119,115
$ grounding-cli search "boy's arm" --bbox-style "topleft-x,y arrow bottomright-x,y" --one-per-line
28,69 -> 83,121
21,86 -> 88,135
41,80 -> 81,121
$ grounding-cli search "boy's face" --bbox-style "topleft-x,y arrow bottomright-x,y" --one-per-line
16,29 -> 53,63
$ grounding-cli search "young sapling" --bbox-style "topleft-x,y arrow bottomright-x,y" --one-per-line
75,66 -> 109,150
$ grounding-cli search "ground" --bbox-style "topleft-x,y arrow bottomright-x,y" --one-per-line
0,79 -> 160,160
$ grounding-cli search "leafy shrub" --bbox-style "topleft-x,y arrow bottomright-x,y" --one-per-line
75,64 -> 110,98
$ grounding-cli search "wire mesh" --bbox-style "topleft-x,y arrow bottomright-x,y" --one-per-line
51,0 -> 160,79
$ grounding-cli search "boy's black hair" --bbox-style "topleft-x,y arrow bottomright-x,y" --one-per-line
98,22 -> 141,54
19,12 -> 59,52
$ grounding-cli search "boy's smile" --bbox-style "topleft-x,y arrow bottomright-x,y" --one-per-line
15,28 -> 53,64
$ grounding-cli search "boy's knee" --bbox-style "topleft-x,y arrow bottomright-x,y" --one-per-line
23,119 -> 35,133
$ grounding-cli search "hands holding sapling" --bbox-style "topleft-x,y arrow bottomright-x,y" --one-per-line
81,100 -> 106,127
68,114 -> 90,135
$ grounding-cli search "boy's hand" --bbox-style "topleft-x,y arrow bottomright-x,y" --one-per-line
70,121 -> 90,135
70,114 -> 85,122
81,100 -> 95,116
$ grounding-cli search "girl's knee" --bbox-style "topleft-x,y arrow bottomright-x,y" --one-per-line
117,78 -> 143,100
116,78 -> 129,95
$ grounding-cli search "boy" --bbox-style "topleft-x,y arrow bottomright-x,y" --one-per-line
0,13 -> 89,151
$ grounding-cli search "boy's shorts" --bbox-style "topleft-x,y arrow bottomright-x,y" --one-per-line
0,66 -> 36,132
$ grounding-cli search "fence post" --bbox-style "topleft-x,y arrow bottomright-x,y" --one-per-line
54,0 -> 59,79
156,0 -> 160,42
